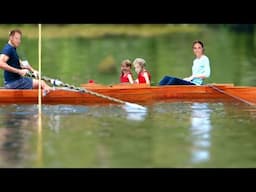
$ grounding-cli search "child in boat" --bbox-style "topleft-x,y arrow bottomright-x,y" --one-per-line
120,59 -> 134,84
159,40 -> 210,85
133,58 -> 151,85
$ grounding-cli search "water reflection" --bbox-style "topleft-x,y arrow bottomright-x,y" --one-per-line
122,105 -> 148,121
189,103 -> 212,164
48,114 -> 61,133
126,111 -> 147,121
36,113 -> 43,167
0,105 -> 38,167
43,105 -> 88,133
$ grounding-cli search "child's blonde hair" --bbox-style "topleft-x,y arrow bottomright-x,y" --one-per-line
133,58 -> 146,68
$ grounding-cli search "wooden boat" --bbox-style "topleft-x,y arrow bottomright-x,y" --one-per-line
0,83 -> 255,106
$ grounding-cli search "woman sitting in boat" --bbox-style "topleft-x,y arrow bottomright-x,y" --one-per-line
159,40 -> 211,86
120,59 -> 134,84
133,58 -> 151,85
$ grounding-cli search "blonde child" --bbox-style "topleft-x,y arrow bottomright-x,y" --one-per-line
120,59 -> 134,84
133,58 -> 151,85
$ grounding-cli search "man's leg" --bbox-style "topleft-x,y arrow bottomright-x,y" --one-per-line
32,79 -> 52,93
4,77 -> 33,89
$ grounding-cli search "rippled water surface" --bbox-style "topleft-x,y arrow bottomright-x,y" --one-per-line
0,101 -> 256,168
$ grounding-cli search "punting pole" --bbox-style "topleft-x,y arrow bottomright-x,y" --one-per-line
209,84 -> 256,107
36,23 -> 43,167
38,23 -> 42,116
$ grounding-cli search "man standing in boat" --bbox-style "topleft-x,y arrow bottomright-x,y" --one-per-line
0,29 -> 51,93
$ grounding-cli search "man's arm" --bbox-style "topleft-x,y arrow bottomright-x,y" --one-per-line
20,59 -> 36,72
0,54 -> 29,76
20,59 -> 39,78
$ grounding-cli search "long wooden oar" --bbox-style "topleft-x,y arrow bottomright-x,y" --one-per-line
26,72 -> 147,111
208,84 -> 255,106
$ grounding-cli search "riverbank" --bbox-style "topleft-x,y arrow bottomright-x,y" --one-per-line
0,24 -> 201,38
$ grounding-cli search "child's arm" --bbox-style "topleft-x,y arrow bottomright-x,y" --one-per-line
143,72 -> 150,85
127,74 -> 134,84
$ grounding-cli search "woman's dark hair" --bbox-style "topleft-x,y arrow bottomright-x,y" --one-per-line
192,40 -> 204,48
192,40 -> 204,52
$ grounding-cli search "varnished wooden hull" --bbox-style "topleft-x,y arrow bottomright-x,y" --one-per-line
0,83 -> 255,105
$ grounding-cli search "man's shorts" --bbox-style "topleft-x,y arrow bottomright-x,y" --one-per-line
4,77 -> 33,89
